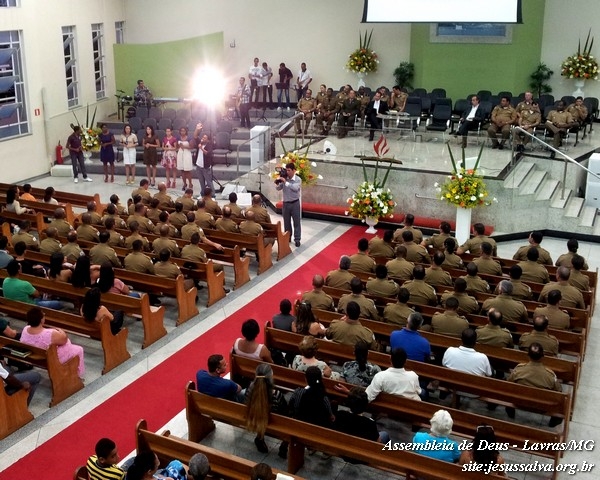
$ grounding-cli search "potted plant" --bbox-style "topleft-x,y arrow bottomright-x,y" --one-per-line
529,63 -> 554,98
393,61 -> 415,89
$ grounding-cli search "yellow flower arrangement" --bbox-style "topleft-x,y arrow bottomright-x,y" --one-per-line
561,30 -> 599,80
270,150 -> 322,186
72,104 -> 101,152
346,30 -> 379,74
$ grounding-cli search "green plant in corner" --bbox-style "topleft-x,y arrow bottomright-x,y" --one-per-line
393,61 -> 415,89
529,63 -> 554,98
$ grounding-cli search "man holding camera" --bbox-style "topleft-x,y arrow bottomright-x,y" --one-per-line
275,163 -> 302,247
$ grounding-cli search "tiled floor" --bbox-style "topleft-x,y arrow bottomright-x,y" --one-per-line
0,175 -> 599,479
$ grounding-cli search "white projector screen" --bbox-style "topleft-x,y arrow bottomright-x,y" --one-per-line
362,0 -> 522,23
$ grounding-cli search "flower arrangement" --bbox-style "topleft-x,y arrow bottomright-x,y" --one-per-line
346,30 -> 379,74
72,104 -> 101,152
346,135 -> 397,220
561,30 -> 599,80
271,135 -> 322,186
436,143 -> 495,209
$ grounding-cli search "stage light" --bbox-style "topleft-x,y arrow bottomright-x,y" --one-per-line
193,67 -> 225,107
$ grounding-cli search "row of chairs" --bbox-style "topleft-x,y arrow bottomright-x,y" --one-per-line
127,117 -> 235,136
131,105 -> 207,122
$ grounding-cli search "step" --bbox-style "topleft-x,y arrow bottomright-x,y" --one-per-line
519,170 -> 547,196
550,188 -> 572,209
503,161 -> 536,189
579,205 -> 598,227
535,178 -> 560,201
563,196 -> 584,217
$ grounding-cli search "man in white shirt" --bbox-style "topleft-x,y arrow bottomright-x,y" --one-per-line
260,61 -> 273,108
456,95 -> 485,148
296,62 -> 312,101
442,327 -> 492,377
248,57 -> 262,106
364,347 -> 422,402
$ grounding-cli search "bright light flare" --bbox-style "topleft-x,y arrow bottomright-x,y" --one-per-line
192,67 -> 225,107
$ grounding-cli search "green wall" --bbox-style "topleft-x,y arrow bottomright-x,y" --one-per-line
410,0 -> 545,100
113,32 -> 224,99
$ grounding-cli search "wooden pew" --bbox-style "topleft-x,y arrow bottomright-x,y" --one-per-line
0,382 -> 33,440
0,337 -> 83,406
0,211 -> 46,234
226,219 -> 291,261
136,419 -> 307,480
201,229 -> 273,274
185,384 -> 491,480
0,297 -> 130,374
0,271 -> 166,349
230,354 -> 566,470
0,195 -> 76,225
0,183 -> 104,213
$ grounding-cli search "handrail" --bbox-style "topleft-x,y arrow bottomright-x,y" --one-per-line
513,126 -> 600,200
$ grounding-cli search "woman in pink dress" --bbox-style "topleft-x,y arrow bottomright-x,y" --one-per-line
161,127 -> 178,188
19,307 -> 85,378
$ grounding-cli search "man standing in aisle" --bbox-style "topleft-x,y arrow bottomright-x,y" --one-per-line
275,162 -> 301,247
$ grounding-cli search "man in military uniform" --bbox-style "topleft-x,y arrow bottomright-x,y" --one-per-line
566,96 -> 588,127
89,231 -> 121,267
487,95 -> 517,149
539,267 -> 585,309
441,237 -> 464,269
326,300 -> 378,349
356,86 -> 370,123
215,206 -> 239,233
315,87 -> 338,136
239,211 -> 274,247
169,202 -> 188,231
295,88 -> 316,135
368,230 -> 395,259
124,239 -> 155,274
153,211 -> 179,238
388,85 -> 408,112
480,280 -> 528,323
568,255 -> 589,291
402,265 -> 437,306
459,262 -> 490,294
517,247 -> 550,284
39,227 -> 62,255
476,308 -> 514,348
515,91 -> 534,115
153,182 -> 174,210
400,230 -> 430,265
128,195 -> 142,215
366,264 -> 399,298
349,238 -> 376,273
507,343 -> 562,426
175,188 -> 196,212
533,290 -> 570,330
181,212 -> 204,241
85,201 -> 103,225
422,221 -> 456,252
513,231 -> 553,265
424,251 -> 453,287
246,194 -> 272,224
101,203 -> 127,230
515,100 -> 541,153
432,296 -> 469,337
152,224 -> 180,257
109,194 -> 127,215
314,84 -> 327,106
124,221 -> 150,251
301,274 -> 334,311
393,214 -> 424,245
545,101 -> 576,158
76,213 -> 100,243
154,248 -> 195,290
127,203 -> 154,233
194,199 -> 216,230
12,220 -> 39,251
181,232 -> 208,263
385,245 -> 414,281
519,315 -> 559,356
48,208 -> 73,237
224,192 -> 245,219
493,265 -> 532,300
337,89 -> 360,139
555,238 -> 589,270
337,277 -> 380,320
383,287 -> 414,327
473,242 -> 502,276
146,198 -> 162,224
202,187 -> 222,216
326,255 -> 355,290
60,231 -> 84,263
440,278 -> 479,315
457,223 -> 497,256
131,179 -> 152,205
335,84 -> 349,109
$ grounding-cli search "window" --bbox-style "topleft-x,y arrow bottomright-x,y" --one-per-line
0,0 -> 19,7
62,26 -> 79,108
0,30 -> 28,139
91,23 -> 106,100
430,23 -> 512,44
115,21 -> 125,44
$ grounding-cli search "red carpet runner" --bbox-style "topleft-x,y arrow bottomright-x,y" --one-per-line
3,225 -> 368,478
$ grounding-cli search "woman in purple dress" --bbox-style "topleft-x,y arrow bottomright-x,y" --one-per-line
99,124 -> 115,183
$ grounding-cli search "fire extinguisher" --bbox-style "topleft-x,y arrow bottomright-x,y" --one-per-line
55,141 -> 63,165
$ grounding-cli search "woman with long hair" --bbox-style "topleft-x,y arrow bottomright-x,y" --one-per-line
43,186 -> 58,205
289,366 -> 334,428
125,450 -> 161,480
458,424 -> 507,475
120,124 -> 138,185
81,286 -> 123,335
71,256 -> 100,288
48,251 -> 72,283
142,125 -> 159,187
161,127 -> 178,188
245,363 -> 287,453
291,302 -> 326,337
176,127 -> 194,191
4,185 -> 34,214
97,263 -> 130,295
99,123 -> 116,183
341,340 -> 381,387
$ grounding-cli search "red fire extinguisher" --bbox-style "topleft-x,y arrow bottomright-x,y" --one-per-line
55,141 -> 63,165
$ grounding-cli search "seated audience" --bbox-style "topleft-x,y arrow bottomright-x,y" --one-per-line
513,231 -> 553,265
196,353 -> 242,400
473,242 -> 502,276
326,300 -> 378,349
480,280 -> 528,323
325,255 -> 355,290
188,453 -> 211,480
402,265 -> 436,306
292,336 -> 338,379
442,328 -> 492,377
337,277 -> 381,320
440,277 -> 479,314
555,238 -> 588,269
233,319 -> 273,363
341,340 -> 381,387
383,287 -> 415,327
272,299 -> 295,331
292,302 -> 326,338
458,425 -> 507,475
518,314 -> 559,357
368,230 -> 395,259
301,274 -> 334,311
3,260 -> 65,309
81,287 -> 124,336
363,347 -> 421,402
393,213 -> 423,244
493,265 -> 532,300
413,409 -> 461,462
366,264 -> 400,297
0,358 -> 40,406
533,289 -> 570,330
349,237 -> 376,273
47,251 -> 72,283
476,308 -> 514,348
538,266 -> 585,309
289,366 -> 334,427
424,251 -> 453,286
457,223 -> 496,256
385,245 -> 414,281
432,296 -> 469,337
86,437 -> 125,480
516,247 -> 550,284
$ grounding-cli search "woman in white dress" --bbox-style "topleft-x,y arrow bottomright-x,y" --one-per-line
176,127 -> 194,191
120,124 -> 138,185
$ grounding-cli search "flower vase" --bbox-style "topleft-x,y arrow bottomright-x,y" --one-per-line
357,72 -> 366,88
365,216 -> 378,234
83,151 -> 93,165
573,79 -> 585,97
455,207 -> 472,246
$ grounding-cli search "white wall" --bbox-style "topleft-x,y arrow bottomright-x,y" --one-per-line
122,0 -> 412,95
541,0 -> 600,99
0,0 -> 124,182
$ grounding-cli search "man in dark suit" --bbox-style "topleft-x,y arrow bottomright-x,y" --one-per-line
366,91 -> 390,141
337,89 -> 361,139
457,95 -> 486,148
